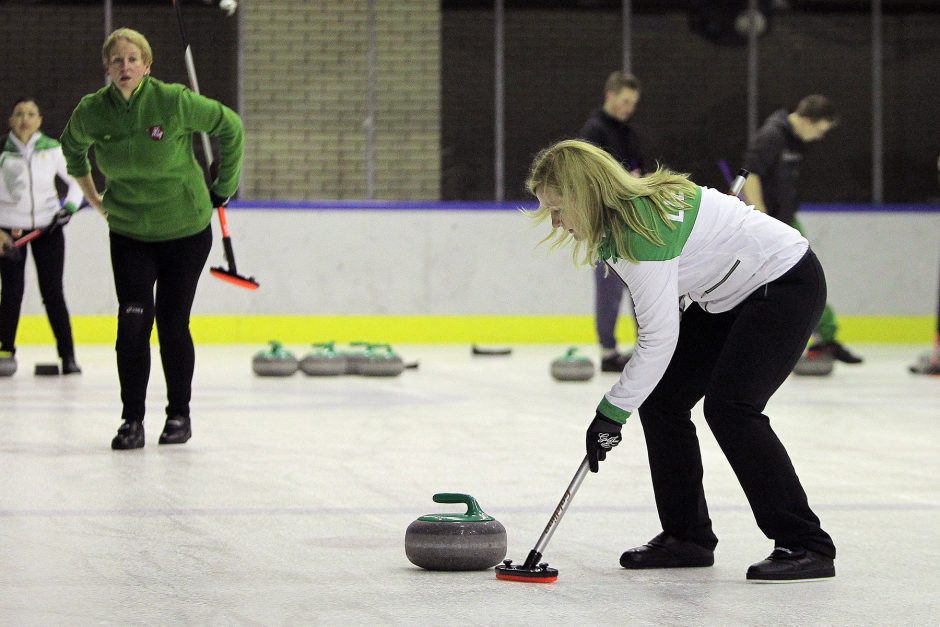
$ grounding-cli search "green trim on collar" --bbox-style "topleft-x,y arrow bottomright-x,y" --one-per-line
34,133 -> 60,150
596,186 -> 703,263
2,132 -> 60,154
597,397 -> 630,424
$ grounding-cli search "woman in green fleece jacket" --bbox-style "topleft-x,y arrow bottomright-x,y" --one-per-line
61,28 -> 244,450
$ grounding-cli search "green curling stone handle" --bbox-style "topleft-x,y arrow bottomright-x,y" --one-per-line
418,493 -> 495,523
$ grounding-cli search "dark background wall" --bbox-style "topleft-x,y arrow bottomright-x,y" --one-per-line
0,0 -> 238,186
441,3 -> 940,202
3,1 -> 937,203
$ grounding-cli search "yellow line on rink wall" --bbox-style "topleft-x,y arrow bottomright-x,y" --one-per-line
12,314 -> 935,345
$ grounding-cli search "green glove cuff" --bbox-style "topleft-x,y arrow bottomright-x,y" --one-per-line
597,397 -> 630,424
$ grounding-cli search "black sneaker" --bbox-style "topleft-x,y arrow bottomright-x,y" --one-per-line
601,350 -> 633,373
61,356 -> 82,375
620,532 -> 714,569
746,547 -> 835,582
808,341 -> 863,364
159,415 -> 192,445
111,421 -> 144,450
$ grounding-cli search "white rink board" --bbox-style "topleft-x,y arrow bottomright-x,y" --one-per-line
14,207 -> 940,316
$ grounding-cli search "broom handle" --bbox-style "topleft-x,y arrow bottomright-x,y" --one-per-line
184,48 -> 215,169
172,0 -> 215,169
729,168 -> 749,197
530,456 -> 591,558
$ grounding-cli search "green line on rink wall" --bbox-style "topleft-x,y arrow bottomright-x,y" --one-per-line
13,314 -> 935,344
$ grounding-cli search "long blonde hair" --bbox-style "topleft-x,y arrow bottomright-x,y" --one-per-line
525,139 -> 697,265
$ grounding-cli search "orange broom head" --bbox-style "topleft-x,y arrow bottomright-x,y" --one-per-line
494,570 -> 558,583
210,266 -> 260,290
494,562 -> 559,583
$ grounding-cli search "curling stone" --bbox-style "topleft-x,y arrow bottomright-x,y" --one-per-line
793,348 -> 834,376
344,341 -> 372,374
405,493 -> 507,571
251,341 -> 299,377
359,343 -> 405,377
909,352 -> 940,375
472,345 -> 512,356
34,363 -> 60,376
550,347 -> 595,381
300,341 -> 347,376
0,352 -> 16,377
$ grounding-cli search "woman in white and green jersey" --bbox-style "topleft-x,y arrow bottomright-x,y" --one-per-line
527,139 -> 836,583
1,97 -> 84,376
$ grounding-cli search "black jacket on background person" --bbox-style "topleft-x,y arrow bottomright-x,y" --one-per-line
742,109 -> 806,226
578,109 -> 646,174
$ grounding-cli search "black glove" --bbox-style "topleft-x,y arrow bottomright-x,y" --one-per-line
47,205 -> 75,233
586,412 -> 622,473
209,190 -> 230,209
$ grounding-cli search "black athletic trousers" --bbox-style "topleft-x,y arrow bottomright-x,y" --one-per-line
0,226 -> 75,359
637,249 -> 836,558
109,225 -> 212,423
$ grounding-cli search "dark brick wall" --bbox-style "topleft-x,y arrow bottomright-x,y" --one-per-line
0,2 -> 238,185
442,7 -> 940,202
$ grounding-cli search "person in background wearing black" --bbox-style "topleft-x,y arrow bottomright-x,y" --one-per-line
578,71 -> 648,373
742,94 -> 863,365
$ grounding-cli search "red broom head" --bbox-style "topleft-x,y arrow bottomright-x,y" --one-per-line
210,267 -> 259,290
494,562 -> 558,583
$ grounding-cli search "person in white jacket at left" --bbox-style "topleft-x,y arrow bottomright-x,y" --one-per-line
0,97 -> 84,376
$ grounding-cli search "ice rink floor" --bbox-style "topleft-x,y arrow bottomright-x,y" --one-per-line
1,343 -> 938,626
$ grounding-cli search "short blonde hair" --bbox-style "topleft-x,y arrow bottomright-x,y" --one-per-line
102,28 -> 153,69
526,139 -> 697,265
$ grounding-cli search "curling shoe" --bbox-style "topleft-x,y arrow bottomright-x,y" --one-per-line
808,341 -> 863,364
746,546 -> 835,582
601,350 -> 633,373
620,532 -> 714,569
61,356 -> 82,375
159,415 -> 191,445
111,421 -> 144,450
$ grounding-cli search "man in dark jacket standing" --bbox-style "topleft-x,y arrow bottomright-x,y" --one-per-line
742,94 -> 863,365
578,71 -> 647,373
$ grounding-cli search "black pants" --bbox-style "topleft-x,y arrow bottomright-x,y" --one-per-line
0,227 -> 75,359
637,250 -> 836,558
110,226 -> 212,422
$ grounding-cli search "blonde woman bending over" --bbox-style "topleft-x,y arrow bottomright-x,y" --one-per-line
527,139 -> 835,582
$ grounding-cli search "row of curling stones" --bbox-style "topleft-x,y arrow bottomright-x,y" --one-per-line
252,340 -> 405,377
551,347 -> 595,381
405,493 -> 507,571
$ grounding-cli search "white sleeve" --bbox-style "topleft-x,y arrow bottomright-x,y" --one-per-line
55,146 -> 84,210
600,258 -> 681,421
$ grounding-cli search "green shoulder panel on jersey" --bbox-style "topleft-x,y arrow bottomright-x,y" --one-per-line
34,134 -> 61,151
598,186 -> 703,262
1,133 -> 60,154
